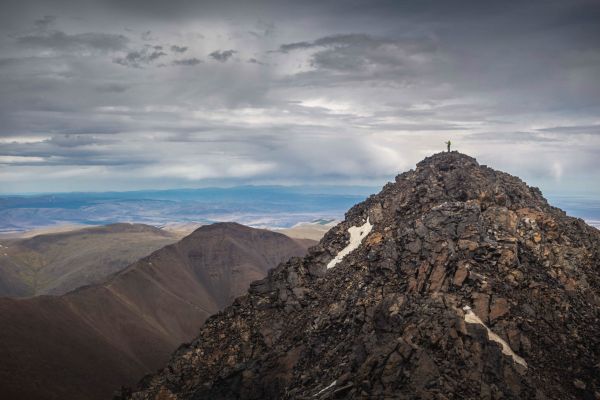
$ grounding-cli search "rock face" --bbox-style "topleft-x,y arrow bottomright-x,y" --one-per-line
0,223 -> 312,400
123,152 -> 600,400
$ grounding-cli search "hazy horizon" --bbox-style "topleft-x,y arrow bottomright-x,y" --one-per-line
1,183 -> 599,233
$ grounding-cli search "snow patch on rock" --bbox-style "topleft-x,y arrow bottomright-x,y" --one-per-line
327,218 -> 373,269
313,380 -> 336,397
463,306 -> 527,368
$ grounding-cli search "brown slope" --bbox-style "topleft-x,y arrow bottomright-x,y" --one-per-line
0,223 -> 182,297
0,222 -> 314,400
124,152 -> 600,400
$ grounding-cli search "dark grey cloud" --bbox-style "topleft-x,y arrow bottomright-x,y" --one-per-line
277,34 -> 425,53
248,25 -> 274,39
465,132 -> 560,143
209,49 -> 236,62
0,58 -> 20,67
172,57 -> 202,66
278,41 -> 311,52
536,125 -> 600,135
0,135 -> 151,167
46,134 -> 102,147
170,45 -> 188,53
16,30 -> 129,52
274,33 -> 441,89
113,46 -> 167,67
34,15 -> 56,30
95,83 -> 130,93
247,58 -> 265,65
140,30 -> 155,41
13,15 -> 128,53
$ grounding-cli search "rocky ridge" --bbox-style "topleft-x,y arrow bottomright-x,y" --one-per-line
124,152 -> 600,400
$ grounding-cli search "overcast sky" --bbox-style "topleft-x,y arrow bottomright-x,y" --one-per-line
0,0 -> 599,194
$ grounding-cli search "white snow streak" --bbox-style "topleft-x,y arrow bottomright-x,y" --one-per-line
462,306 -> 528,368
326,218 -> 373,269
313,380 -> 337,397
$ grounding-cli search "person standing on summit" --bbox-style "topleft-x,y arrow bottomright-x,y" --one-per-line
446,140 -> 451,152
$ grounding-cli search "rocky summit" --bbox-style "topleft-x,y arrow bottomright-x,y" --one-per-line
122,152 -> 600,400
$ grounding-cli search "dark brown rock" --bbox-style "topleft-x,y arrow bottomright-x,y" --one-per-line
489,297 -> 510,322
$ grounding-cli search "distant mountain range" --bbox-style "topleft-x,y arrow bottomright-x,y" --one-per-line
0,222 -> 314,400
0,186 -> 375,234
0,223 -> 183,297
546,194 -> 600,228
1,186 -> 597,235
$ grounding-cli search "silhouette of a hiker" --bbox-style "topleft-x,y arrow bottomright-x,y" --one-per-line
446,140 -> 451,152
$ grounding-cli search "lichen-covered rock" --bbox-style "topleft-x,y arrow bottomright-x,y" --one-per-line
120,152 -> 600,400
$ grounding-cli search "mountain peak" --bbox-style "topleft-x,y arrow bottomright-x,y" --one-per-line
416,150 -> 479,168
389,151 -> 546,215
124,153 -> 600,400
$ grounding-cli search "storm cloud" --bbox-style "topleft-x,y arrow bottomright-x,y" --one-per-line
0,0 -> 599,194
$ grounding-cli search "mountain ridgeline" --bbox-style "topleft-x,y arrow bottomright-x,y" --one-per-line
0,223 -> 312,400
0,223 -> 182,297
124,152 -> 600,400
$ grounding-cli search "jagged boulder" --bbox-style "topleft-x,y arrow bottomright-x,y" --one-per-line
122,152 -> 600,400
